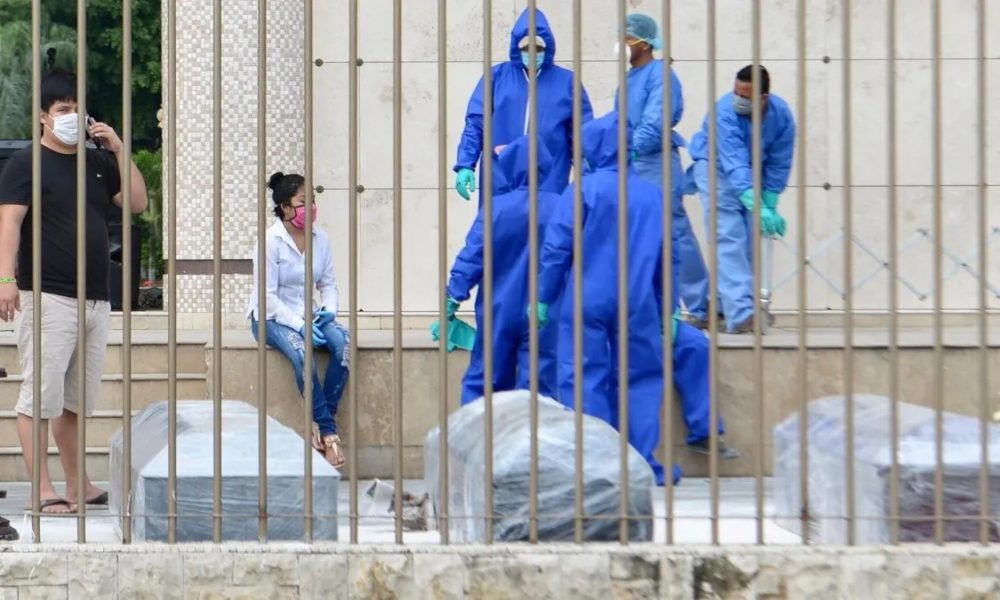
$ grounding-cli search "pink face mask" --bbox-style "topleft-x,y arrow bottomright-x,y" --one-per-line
290,204 -> 317,229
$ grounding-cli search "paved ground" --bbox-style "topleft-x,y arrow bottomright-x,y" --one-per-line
0,478 -> 802,545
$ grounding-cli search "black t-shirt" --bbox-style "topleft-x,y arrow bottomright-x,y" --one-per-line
0,145 -> 121,301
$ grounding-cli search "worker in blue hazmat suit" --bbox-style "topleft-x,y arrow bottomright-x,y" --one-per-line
447,135 -> 562,405
454,7 -> 594,203
687,65 -> 796,333
613,13 -> 710,330
532,113 -> 740,486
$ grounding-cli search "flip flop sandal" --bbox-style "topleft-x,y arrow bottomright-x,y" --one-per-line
86,491 -> 109,506
311,422 -> 324,451
31,498 -> 72,515
322,434 -> 346,468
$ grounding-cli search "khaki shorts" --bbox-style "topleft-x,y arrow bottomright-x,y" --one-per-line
15,292 -> 111,419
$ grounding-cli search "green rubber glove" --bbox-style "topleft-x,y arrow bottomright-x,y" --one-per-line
738,189 -> 758,213
430,318 -> 477,352
455,168 -> 476,201
760,207 -> 787,238
630,150 -> 638,162
762,190 -> 780,210
446,297 -> 461,320
671,307 -> 680,341
527,302 -> 550,328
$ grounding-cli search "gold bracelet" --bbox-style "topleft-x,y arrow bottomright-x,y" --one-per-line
0,277 -> 15,285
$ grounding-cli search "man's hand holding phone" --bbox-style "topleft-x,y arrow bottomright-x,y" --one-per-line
86,117 -> 123,154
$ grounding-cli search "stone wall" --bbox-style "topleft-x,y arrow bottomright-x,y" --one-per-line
2,544 -> 998,598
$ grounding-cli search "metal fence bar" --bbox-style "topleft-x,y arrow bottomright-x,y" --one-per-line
706,0 -> 721,546
392,0 -> 404,545
661,0 -> 675,546
30,0 -> 43,543
302,0 -> 315,543
436,0 -> 450,546
930,0 -> 945,546
256,0 -> 269,542
121,0 -> 135,545
841,0 -> 856,546
977,0 -> 990,547
481,0 -> 496,545
615,0 -> 631,546
886,0 -> 900,546
527,1 -> 542,545
348,0 -> 360,545
750,0 -> 765,546
212,0 -> 224,544
166,0 -> 179,545
795,0 -> 810,547
75,0 -> 89,544
571,0 -> 585,546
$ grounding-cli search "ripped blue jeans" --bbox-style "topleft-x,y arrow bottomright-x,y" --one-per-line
251,318 -> 349,436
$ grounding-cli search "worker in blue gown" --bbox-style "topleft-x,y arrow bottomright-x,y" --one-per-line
454,7 -> 594,203
532,113 -> 738,487
613,13 -> 711,332
686,65 -> 796,334
446,136 -> 562,405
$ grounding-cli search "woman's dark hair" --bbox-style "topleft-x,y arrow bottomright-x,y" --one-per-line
268,172 -> 305,218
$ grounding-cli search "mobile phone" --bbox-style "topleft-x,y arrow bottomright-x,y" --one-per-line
85,115 -> 102,148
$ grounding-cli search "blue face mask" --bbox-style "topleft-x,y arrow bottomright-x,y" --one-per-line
520,51 -> 545,70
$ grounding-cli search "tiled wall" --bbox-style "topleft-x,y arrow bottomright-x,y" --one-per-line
166,0 -> 1000,330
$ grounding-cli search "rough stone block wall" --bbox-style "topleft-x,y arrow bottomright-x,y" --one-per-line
0,544 -> 998,599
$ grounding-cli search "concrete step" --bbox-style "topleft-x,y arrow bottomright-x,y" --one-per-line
0,342 -> 206,376
0,373 -> 208,411
0,446 -> 109,482
0,410 -> 134,447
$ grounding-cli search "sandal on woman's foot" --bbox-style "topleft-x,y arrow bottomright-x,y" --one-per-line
311,422 -> 324,451
322,434 -> 346,469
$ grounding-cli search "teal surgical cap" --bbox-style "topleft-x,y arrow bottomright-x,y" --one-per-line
625,14 -> 662,51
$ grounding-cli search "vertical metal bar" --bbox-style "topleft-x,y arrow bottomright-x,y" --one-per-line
30,0 -> 42,543
212,0 -> 224,544
841,0 -> 855,547
121,0 -> 135,545
976,0 -> 990,547
481,0 -> 495,544
661,0 -> 675,547
527,2 -> 541,545
571,0 -> 584,546
616,0 -> 630,546
166,0 -> 178,545
347,0 -> 360,545
392,0 -> 404,545
795,0 -> 810,547
930,0 -> 944,546
750,0 -> 764,546
706,0 -> 720,546
76,0 -> 89,544
302,0 -> 315,543
436,0 -> 450,546
886,0 -> 900,546
256,0 -> 269,542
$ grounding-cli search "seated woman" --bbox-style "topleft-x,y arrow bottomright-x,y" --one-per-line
247,171 -> 349,468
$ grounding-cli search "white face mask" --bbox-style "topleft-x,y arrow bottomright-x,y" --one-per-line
48,112 -> 79,146
614,42 -> 632,61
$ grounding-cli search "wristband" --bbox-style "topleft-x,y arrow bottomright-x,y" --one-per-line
0,277 -> 15,284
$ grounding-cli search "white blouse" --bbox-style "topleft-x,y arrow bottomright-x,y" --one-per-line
246,220 -> 339,333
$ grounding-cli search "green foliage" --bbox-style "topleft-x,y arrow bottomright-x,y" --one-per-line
0,0 -> 162,145
133,148 -> 164,279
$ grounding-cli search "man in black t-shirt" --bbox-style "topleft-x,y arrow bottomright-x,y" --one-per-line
0,69 -> 148,514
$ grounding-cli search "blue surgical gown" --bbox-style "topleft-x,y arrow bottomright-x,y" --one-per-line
447,135 -> 561,405
454,7 -> 594,202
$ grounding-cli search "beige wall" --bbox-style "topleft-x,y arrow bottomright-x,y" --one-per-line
165,0 -> 1000,329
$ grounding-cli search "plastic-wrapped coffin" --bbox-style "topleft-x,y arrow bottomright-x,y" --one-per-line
109,400 -> 340,542
425,390 -> 655,543
773,394 -> 1000,544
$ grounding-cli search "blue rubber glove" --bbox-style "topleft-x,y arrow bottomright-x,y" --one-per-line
300,323 -> 327,347
445,297 -> 460,320
738,189 -> 758,213
314,309 -> 335,326
455,168 -> 476,201
527,302 -> 550,328
762,190 -> 780,210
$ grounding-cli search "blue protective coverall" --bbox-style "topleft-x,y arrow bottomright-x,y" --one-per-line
615,59 -> 710,322
454,8 -> 594,202
687,92 -> 796,331
538,112 -> 689,486
447,136 -> 562,405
